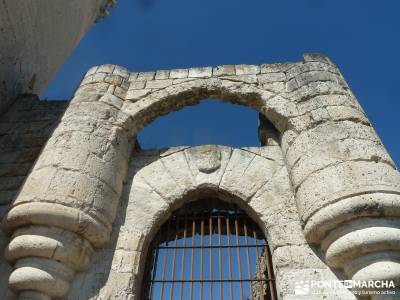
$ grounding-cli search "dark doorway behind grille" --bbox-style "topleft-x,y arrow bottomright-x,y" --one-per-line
142,199 -> 277,300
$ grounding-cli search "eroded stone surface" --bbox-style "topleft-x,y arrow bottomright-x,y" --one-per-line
1,55 -> 398,299
68,146 -> 340,299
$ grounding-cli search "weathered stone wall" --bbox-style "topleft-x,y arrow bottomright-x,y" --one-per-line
0,95 -> 68,300
1,55 -> 399,299
67,146 -> 355,300
0,96 -> 68,209
0,0 -> 114,114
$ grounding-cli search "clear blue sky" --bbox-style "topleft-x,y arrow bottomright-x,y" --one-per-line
43,0 -> 399,165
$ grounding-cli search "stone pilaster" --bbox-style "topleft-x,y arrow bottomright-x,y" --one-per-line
2,64 -> 133,299
284,54 -> 400,295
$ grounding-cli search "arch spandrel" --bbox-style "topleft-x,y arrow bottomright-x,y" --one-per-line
125,146 -> 292,239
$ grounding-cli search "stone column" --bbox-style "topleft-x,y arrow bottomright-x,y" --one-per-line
283,54 -> 400,296
2,65 -> 133,299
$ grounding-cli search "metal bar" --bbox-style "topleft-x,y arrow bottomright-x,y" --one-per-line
209,214 -> 213,300
143,199 -> 277,300
243,222 -> 253,300
200,215 -> 204,300
156,244 -> 267,249
252,224 -> 264,300
169,217 -> 179,300
263,240 -> 276,300
226,217 -> 234,300
217,217 -> 223,300
173,213 -> 249,221
179,217 -> 188,300
159,220 -> 171,300
150,245 -> 159,300
151,279 -> 275,283
189,215 -> 196,300
234,219 -> 244,300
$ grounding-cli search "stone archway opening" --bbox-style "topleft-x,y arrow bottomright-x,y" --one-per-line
138,99 -> 260,149
141,198 -> 277,300
122,76 -> 292,138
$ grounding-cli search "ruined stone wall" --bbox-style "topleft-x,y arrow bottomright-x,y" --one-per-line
0,55 -> 399,300
0,95 -> 68,300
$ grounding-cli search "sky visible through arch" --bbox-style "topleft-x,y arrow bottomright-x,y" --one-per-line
42,0 -> 400,165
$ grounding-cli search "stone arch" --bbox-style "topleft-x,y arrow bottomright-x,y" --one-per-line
119,76 -> 295,136
117,145 -> 302,299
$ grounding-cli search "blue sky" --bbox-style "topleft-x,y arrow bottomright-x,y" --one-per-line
43,0 -> 399,165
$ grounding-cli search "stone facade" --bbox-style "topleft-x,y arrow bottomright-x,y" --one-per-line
0,54 -> 399,299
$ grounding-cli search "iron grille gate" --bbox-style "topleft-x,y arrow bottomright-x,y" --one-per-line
142,199 -> 277,300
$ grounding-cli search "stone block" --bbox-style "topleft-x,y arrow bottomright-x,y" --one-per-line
188,66 -> 213,78
273,245 -> 326,271
258,72 -> 287,83
145,79 -> 173,89
136,71 -> 155,81
97,64 -> 115,74
267,221 -> 307,248
125,180 -> 169,233
155,69 -> 170,80
310,107 -> 330,122
235,64 -> 260,75
289,138 -> 393,188
128,81 -> 146,90
128,72 -> 138,81
249,166 -> 297,227
94,271 -> 136,300
115,226 -> 144,252
99,93 -> 124,109
286,121 -> 380,169
113,86 -> 126,98
220,149 -> 278,201
326,105 -> 368,123
213,65 -> 236,76
236,74 -> 258,83
172,78 -> 195,84
126,89 -> 151,101
91,72 -> 107,83
111,250 -> 140,273
104,75 -> 123,85
160,150 -> 196,194
85,66 -> 98,77
297,161 -> 400,221
134,159 -> 187,204
261,63 -> 294,73
302,53 -> 333,64
13,166 -> 57,203
288,81 -> 346,103
295,71 -> 338,87
169,68 -> 188,79
184,146 -> 232,191
113,66 -> 129,77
